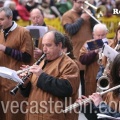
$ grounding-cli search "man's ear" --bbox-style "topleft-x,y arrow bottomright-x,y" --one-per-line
9,16 -> 13,21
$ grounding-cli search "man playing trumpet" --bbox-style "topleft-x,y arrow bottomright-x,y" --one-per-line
62,0 -> 97,95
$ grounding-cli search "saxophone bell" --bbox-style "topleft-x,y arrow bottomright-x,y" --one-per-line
97,75 -> 110,91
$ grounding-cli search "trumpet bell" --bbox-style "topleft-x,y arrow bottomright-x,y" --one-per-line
84,1 -> 107,18
96,5 -> 107,18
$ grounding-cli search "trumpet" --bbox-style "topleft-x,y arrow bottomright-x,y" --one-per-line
10,53 -> 46,95
84,1 -> 106,18
82,1 -> 106,23
63,84 -> 120,113
81,6 -> 101,24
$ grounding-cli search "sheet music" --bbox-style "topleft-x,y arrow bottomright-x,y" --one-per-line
102,44 -> 119,62
97,113 -> 120,120
26,26 -> 48,38
102,38 -> 108,44
0,67 -> 23,83
85,38 -> 108,50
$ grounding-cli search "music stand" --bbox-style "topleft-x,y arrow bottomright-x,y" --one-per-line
29,29 -> 40,47
26,26 -> 48,47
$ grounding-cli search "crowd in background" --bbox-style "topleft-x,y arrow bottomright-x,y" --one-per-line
0,0 -> 119,22
0,0 -> 120,120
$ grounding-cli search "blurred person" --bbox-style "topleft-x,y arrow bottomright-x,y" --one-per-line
77,53 -> 120,120
79,23 -> 108,97
62,34 -> 76,59
30,8 -> 55,60
9,1 -> 21,21
62,0 -> 97,95
96,0 -> 107,7
16,0 -> 30,21
62,0 -> 97,60
38,0 -> 56,19
0,0 -> 4,7
19,30 -> 80,120
96,0 -> 114,17
105,0 -> 114,17
3,0 -> 11,7
88,0 -> 97,6
115,1 -> 120,17
30,8 -> 45,26
55,0 -> 73,15
97,25 -> 120,80
0,7 -> 34,120
48,0 -> 62,19
13,0 -> 19,5
63,34 -> 80,67
62,34 -> 81,97
25,0 -> 40,12
107,26 -> 120,51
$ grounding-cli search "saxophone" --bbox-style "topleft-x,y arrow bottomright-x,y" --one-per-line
97,40 -> 120,91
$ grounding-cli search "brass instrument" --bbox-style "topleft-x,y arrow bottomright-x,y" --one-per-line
96,5 -> 107,18
81,6 -> 101,24
97,38 -> 108,65
97,41 -> 120,91
10,54 -> 46,95
83,1 -> 106,21
63,84 -> 120,113
97,62 -> 110,91
97,48 -> 103,65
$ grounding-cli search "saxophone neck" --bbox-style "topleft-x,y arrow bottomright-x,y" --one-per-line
115,40 -> 120,50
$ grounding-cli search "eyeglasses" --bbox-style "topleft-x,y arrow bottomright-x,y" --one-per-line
76,1 -> 84,4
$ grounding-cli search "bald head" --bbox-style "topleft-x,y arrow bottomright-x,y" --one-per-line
42,31 -> 64,61
93,23 -> 108,39
93,23 -> 108,33
30,8 -> 43,16
30,8 -> 44,26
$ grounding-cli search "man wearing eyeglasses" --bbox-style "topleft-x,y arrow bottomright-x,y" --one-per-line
62,0 -> 97,95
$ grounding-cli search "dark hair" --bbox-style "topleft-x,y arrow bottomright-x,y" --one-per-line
110,54 -> 120,95
114,25 -> 120,45
53,31 -> 65,48
63,34 -> 75,59
116,1 -> 120,10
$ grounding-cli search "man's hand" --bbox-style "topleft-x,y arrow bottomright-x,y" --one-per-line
95,49 -> 99,53
81,9 -> 91,20
89,93 -> 103,107
76,95 -> 89,106
19,65 -> 31,87
29,65 -> 43,78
